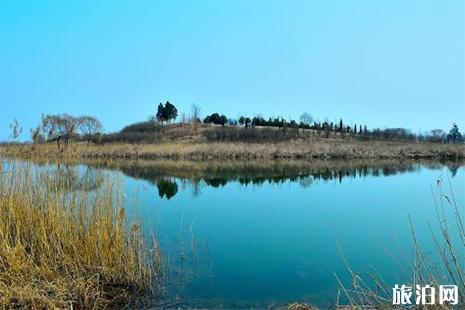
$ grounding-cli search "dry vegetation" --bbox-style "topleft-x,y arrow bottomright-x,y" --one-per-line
1,138 -> 465,161
3,122 -> 464,160
0,161 -> 163,308
334,177 -> 465,308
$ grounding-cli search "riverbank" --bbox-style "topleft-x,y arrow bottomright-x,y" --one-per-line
1,140 -> 464,160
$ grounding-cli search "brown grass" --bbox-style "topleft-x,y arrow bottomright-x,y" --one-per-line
0,161 -> 163,308
1,139 -> 465,161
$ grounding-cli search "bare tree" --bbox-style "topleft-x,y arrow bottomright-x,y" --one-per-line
9,118 -> 23,142
78,116 -> 102,146
430,129 -> 446,143
41,114 -> 77,148
299,112 -> 313,126
299,112 -> 313,134
190,104 -> 201,123
180,112 -> 187,124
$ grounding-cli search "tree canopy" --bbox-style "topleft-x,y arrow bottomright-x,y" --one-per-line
447,123 -> 462,143
156,101 -> 178,123
203,113 -> 228,126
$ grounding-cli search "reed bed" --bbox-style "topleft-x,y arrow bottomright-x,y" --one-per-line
0,161 -> 163,308
1,140 -> 465,161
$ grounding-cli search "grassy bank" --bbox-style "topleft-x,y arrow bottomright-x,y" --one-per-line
1,139 -> 465,160
0,162 -> 163,308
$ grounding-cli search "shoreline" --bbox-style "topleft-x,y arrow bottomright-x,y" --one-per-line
1,140 -> 465,161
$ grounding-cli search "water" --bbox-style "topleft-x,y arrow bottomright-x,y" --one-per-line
3,159 -> 464,307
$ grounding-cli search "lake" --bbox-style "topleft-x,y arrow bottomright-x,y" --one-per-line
2,159 -> 464,308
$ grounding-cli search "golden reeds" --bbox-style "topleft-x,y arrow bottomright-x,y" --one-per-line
1,139 -> 464,161
0,161 -> 163,308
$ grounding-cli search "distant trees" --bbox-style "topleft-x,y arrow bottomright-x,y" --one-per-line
299,113 -> 313,127
203,113 -> 228,126
78,116 -> 102,145
31,114 -> 102,148
190,104 -> 202,123
156,103 -> 164,122
370,127 -> 414,141
40,114 -> 77,148
429,129 -> 446,143
156,101 -> 178,124
447,123 -> 462,143
238,116 -> 251,127
24,105 -> 462,146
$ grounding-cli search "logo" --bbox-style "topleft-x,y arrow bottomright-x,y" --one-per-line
393,284 -> 458,305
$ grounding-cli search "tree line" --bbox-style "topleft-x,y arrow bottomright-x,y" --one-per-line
7,100 -> 464,145
26,114 -> 102,148
199,110 -> 462,143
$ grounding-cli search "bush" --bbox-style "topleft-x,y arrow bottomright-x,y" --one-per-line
120,120 -> 163,134
203,126 -> 300,142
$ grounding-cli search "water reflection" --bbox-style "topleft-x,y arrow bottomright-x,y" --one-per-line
1,157 -> 464,307
38,165 -> 103,193
156,179 -> 178,200
113,160 -> 462,199
5,158 -> 462,200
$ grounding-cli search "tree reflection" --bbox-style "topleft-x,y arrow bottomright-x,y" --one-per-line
112,159 -> 463,200
47,164 -> 104,192
157,179 -> 178,200
448,164 -> 460,177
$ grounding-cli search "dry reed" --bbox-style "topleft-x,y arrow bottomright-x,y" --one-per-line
0,161 -> 163,308
1,139 -> 464,161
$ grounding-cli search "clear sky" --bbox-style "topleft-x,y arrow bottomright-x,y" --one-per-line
1,0 -> 464,141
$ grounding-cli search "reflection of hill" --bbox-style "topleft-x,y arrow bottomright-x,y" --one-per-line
14,157 -> 463,199
114,159 -> 462,198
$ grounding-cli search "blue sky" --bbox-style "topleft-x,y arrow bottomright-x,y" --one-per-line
1,0 -> 464,140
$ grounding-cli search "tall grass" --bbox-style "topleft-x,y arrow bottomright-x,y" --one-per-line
1,140 -> 465,161
0,161 -> 163,308
336,176 -> 464,308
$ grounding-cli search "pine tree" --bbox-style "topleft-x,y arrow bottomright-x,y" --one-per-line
447,123 -> 462,143
164,101 -> 178,122
156,103 -> 166,123
156,101 -> 178,124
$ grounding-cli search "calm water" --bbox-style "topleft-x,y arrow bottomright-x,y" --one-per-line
3,159 -> 465,307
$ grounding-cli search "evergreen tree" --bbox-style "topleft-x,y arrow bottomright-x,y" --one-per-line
156,103 -> 166,123
164,101 -> 178,122
203,113 -> 228,126
156,101 -> 178,124
447,123 -> 462,143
